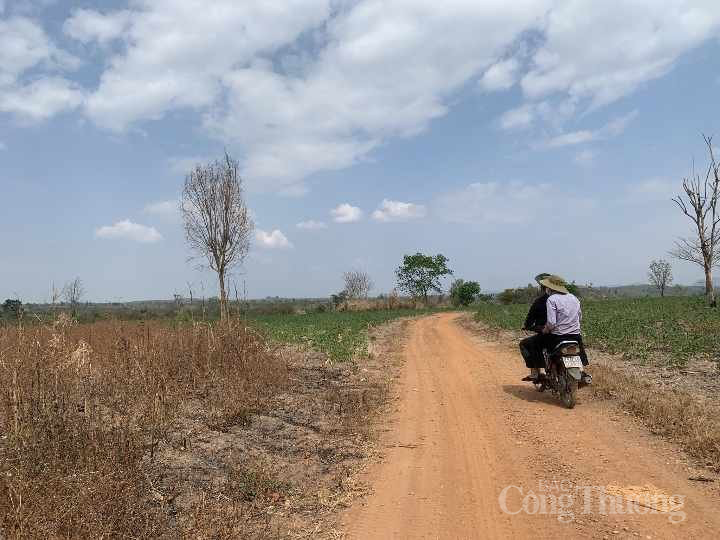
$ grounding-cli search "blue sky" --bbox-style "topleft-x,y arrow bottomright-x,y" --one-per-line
1,0 -> 720,301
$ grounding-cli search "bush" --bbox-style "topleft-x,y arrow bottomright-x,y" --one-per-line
498,284 -> 539,305
450,280 -> 481,307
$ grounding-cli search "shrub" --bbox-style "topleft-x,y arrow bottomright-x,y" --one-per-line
498,284 -> 538,305
450,280 -> 481,307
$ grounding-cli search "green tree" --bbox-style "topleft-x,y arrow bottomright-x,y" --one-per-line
450,279 -> 481,307
2,299 -> 23,319
498,284 -> 538,305
331,290 -> 348,309
566,280 -> 582,298
396,253 -> 453,303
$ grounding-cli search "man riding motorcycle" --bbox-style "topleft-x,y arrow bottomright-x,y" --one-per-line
520,274 -> 591,385
519,273 -> 551,382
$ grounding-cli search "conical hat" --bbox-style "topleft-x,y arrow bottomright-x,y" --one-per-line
539,275 -> 569,294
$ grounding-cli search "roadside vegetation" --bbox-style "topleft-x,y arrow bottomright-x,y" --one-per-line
251,308 -> 438,361
0,316 -> 285,537
0,309 -> 411,538
475,295 -> 720,366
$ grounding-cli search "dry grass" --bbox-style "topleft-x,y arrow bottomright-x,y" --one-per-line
0,314 -> 287,538
0,312 -> 400,538
590,362 -> 720,470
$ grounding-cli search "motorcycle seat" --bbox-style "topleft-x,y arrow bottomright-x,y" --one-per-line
551,340 -> 580,355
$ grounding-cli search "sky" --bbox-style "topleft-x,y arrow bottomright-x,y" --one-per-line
1,0 -> 720,302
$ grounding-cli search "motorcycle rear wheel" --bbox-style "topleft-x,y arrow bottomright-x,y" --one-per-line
560,374 -> 577,409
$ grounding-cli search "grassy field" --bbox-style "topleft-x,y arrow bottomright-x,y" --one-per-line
475,296 -> 720,365
250,308 -> 436,361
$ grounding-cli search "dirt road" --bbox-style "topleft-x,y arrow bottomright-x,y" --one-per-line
342,313 -> 720,539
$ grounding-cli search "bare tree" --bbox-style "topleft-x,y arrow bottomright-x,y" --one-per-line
343,270 -> 374,299
181,153 -> 253,322
50,281 -> 62,311
670,135 -> 720,307
62,277 -> 84,305
648,259 -> 673,297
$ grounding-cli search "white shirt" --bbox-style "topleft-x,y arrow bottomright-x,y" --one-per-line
546,293 -> 582,335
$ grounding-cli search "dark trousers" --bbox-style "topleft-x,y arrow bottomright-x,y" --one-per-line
519,333 -> 589,369
519,334 -> 547,369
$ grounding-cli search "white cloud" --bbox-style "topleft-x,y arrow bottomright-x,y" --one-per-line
296,220 -> 327,230
78,0 -> 550,193
0,17 -> 82,120
55,1 -> 720,194
479,58 -> 520,92
331,203 -> 363,223
539,110 -> 637,149
95,220 -> 163,243
372,199 -> 426,222
500,103 -> 536,130
255,229 -> 292,249
437,181 -> 551,225
143,200 -> 178,220
437,180 -> 595,226
167,156 -> 211,176
64,9 -> 132,44
574,149 -> 595,166
0,78 -> 84,120
78,1 -> 333,132
521,2 -> 720,110
543,130 -> 594,149
625,178 -> 677,203
600,110 -> 639,137
0,141 -> 6,151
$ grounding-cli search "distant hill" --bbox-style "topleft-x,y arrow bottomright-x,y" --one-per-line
578,283 -> 704,298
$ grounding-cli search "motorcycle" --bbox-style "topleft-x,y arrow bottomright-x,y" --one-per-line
533,340 -> 588,409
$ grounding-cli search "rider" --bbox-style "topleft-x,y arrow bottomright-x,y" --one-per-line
538,275 -> 591,385
519,273 -> 552,382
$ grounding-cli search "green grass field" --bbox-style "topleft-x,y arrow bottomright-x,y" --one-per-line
475,296 -> 720,365
250,308 -> 436,361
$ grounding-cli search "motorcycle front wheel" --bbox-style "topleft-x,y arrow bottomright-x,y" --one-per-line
560,373 -> 577,409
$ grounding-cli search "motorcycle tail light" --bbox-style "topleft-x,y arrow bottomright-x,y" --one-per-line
561,344 -> 580,355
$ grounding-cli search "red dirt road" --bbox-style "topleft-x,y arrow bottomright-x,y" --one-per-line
342,313 -> 720,539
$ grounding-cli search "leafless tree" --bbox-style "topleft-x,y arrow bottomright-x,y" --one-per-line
181,153 -> 253,322
343,270 -> 374,299
62,277 -> 84,305
50,281 -> 61,306
670,135 -> 720,307
648,259 -> 673,297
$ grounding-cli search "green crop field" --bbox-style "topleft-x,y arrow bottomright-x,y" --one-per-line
250,308 -> 437,362
475,296 -> 720,366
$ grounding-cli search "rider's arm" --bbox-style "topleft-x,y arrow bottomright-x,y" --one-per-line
523,310 -> 532,330
543,296 -> 556,334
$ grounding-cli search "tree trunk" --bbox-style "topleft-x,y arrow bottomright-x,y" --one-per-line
660,285 -> 665,297
704,267 -> 716,307
218,270 -> 228,322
